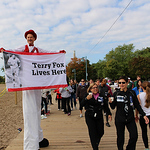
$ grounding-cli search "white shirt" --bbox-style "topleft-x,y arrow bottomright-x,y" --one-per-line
10,45 -> 50,53
139,92 -> 150,116
41,89 -> 50,98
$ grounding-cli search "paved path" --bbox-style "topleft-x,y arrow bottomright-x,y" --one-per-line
6,94 -> 149,150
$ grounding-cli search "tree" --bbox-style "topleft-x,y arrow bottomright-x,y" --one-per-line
66,57 -> 93,82
104,44 -> 135,78
128,56 -> 150,80
92,60 -> 106,79
134,47 -> 150,58
104,59 -> 120,80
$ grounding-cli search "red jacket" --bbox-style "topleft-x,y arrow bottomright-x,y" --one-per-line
54,88 -> 62,99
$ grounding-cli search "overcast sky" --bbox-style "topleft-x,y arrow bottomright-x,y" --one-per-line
0,0 -> 150,76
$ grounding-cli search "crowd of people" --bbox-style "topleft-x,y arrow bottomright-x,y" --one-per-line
40,75 -> 150,150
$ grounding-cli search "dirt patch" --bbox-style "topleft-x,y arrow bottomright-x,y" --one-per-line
0,84 -> 23,150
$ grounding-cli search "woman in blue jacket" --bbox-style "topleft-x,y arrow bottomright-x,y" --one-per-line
132,79 -> 143,96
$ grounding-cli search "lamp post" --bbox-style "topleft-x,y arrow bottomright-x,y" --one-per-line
72,69 -> 77,89
81,56 -> 88,81
72,69 -> 76,81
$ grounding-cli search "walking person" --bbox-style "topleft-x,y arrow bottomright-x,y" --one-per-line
127,77 -> 133,90
81,83 -> 112,150
109,76 -> 149,150
1,29 -> 65,150
96,79 -> 100,87
59,81 -> 73,116
99,78 -> 112,127
133,75 -> 141,88
41,89 -> 49,114
132,79 -> 143,96
47,89 -> 53,105
70,79 -> 77,110
135,81 -> 150,150
54,88 -> 62,110
76,79 -> 88,117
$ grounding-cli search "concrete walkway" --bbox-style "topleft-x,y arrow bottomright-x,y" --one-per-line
5,96 -> 149,150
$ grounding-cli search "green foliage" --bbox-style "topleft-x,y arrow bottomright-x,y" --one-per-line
128,56 -> 150,80
105,44 -> 135,62
92,60 -> 106,78
134,47 -> 150,58
103,44 -> 135,79
92,44 -> 150,81
0,76 -> 5,83
104,59 -> 120,80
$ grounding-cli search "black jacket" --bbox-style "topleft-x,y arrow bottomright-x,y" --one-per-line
81,93 -> 112,119
76,84 -> 88,99
98,85 -> 111,102
110,89 -> 145,122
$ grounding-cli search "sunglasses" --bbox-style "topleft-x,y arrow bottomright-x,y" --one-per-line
118,82 -> 126,84
91,87 -> 98,89
81,81 -> 85,82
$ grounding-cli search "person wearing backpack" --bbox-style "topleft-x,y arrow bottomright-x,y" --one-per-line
109,76 -> 149,150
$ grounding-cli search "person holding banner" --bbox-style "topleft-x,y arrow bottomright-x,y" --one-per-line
1,29 -> 65,150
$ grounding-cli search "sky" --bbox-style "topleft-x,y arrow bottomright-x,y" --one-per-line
0,0 -> 150,76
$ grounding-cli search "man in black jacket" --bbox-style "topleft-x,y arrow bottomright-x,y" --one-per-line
99,78 -> 111,127
76,79 -> 88,117
109,76 -> 149,150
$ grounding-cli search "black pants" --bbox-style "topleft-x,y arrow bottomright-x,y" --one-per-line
62,97 -> 71,113
57,98 -> 62,109
47,94 -> 52,104
115,119 -> 138,150
139,115 -> 150,148
41,97 -> 47,113
104,100 -> 109,123
85,112 -> 104,150
79,97 -> 83,110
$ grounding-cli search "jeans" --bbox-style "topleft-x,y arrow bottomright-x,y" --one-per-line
70,93 -> 76,108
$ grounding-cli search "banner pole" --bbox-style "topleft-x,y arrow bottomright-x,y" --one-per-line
15,91 -> 17,105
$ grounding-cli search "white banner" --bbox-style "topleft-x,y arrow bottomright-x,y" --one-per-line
3,50 -> 67,92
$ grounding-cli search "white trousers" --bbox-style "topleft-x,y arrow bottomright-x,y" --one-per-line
22,90 -> 43,150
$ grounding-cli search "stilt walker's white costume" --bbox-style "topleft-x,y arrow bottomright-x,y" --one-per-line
23,90 -> 43,150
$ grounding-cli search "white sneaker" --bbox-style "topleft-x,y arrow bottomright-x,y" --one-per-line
80,114 -> 83,118
41,114 -> 47,119
41,115 -> 44,119
44,114 -> 47,119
